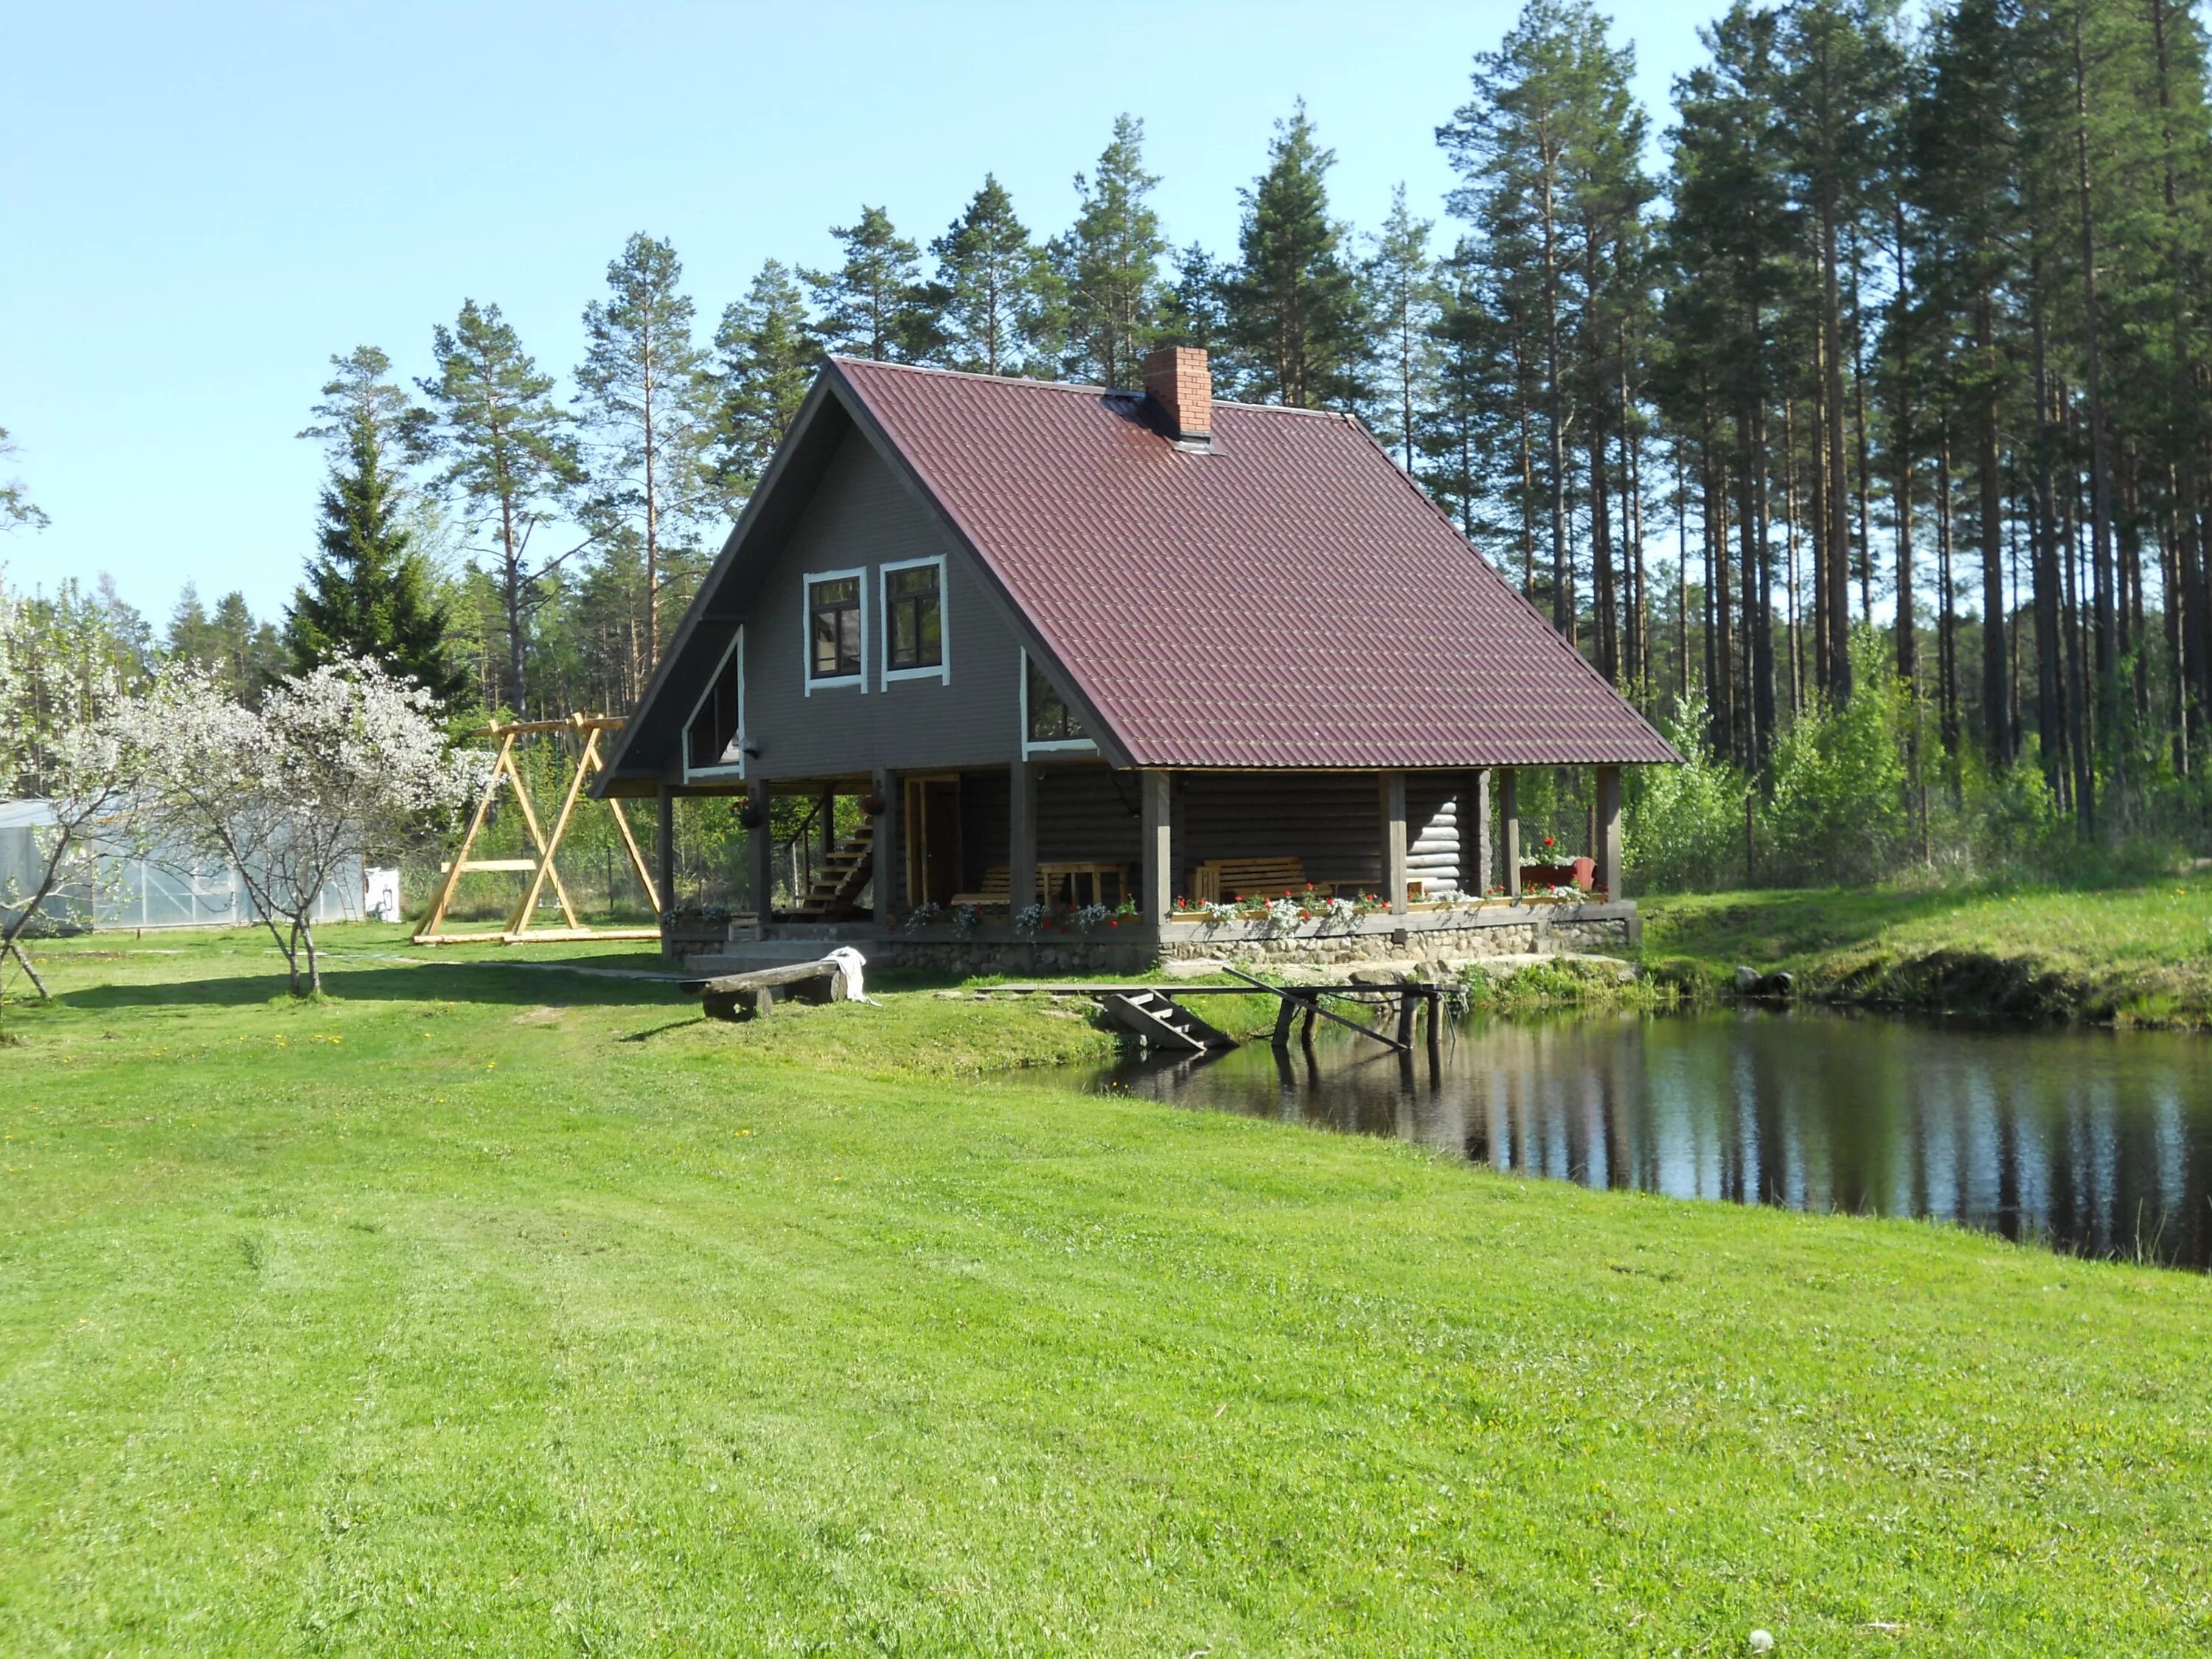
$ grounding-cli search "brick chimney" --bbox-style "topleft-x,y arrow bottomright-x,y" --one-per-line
1141,345 -> 1212,449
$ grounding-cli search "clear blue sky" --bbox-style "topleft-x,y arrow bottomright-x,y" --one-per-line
1,1 -> 1717,629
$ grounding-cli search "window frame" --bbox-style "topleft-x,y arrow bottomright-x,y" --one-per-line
682,625 -> 747,782
879,554 -> 951,686
1019,649 -> 1096,757
802,566 -> 868,694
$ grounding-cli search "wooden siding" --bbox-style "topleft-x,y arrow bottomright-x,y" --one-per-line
740,427 -> 1029,780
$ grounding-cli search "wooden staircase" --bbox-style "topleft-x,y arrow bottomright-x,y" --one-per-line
789,824 -> 874,919
1100,989 -> 1236,1055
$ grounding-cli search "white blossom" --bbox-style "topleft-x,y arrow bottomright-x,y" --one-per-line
131,657 -> 487,995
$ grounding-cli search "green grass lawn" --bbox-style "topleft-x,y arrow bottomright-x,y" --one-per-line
3,928 -> 2209,1655
1641,869 -> 2212,1024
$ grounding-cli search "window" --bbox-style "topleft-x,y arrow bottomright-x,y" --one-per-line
883,561 -> 943,675
881,557 -> 947,683
806,571 -> 863,688
1023,653 -> 1090,749
684,628 -> 744,777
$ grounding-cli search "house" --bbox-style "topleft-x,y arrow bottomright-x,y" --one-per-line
596,347 -> 1677,970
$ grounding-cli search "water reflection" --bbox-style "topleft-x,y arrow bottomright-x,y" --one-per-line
1098,1007 -> 2212,1268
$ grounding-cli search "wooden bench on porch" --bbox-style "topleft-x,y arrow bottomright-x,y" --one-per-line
1189,857 -> 1336,904
948,863 -> 1130,910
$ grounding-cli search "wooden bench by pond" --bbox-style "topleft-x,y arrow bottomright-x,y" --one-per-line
681,957 -> 850,1021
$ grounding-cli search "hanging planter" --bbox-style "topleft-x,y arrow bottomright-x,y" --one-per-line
734,800 -> 767,830
858,791 -> 887,817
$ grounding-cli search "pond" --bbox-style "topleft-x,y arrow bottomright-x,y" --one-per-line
1094,1005 -> 2212,1269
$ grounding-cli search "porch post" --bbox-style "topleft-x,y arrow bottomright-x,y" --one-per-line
1009,759 -> 1038,912
1381,771 -> 1409,917
1500,768 -> 1522,901
746,777 -> 773,919
655,782 -> 676,953
872,768 -> 901,924
1596,765 -> 1624,900
1138,768 -> 1172,926
1468,768 -> 1492,896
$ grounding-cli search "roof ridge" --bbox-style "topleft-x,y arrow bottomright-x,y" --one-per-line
828,356 -> 1109,396
830,356 -> 1378,423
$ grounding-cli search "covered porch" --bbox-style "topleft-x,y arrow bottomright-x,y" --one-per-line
654,760 -> 1635,969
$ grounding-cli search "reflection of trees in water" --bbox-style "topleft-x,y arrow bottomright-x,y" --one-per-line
1113,1009 -> 2212,1267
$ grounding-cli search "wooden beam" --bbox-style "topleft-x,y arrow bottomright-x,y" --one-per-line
655,784 -> 676,956
1381,771 -> 1409,917
872,767 -> 901,924
1470,768 -> 1492,897
746,777 -> 773,917
1138,769 -> 1172,925
1500,768 -> 1522,901
1596,764 -> 1624,900
1009,759 -> 1038,916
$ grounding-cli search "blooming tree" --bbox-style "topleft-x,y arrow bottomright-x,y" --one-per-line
0,581 -> 141,1000
133,658 -> 485,995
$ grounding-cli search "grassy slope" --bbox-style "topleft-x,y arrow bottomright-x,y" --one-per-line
1,930 -> 2208,1657
1641,871 -> 2212,1024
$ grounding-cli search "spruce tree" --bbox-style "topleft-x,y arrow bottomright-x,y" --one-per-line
802,207 -> 936,362
926,177 -> 1060,375
419,300 -> 583,714
286,347 -> 465,703
1053,115 -> 1167,386
576,232 -> 713,668
706,260 -> 819,513
1222,101 -> 1371,410
1368,184 -> 1440,467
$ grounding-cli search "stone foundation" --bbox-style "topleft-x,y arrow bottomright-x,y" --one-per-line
686,902 -> 1634,977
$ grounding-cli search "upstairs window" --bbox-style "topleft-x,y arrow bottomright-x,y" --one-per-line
883,557 -> 946,681
807,571 -> 863,686
1025,654 -> 1088,746
685,630 -> 744,775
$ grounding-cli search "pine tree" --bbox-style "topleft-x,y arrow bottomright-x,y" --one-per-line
1160,243 -> 1231,356
802,207 -> 935,362
419,300 -> 583,714
286,347 -> 465,703
1222,102 -> 1371,410
1366,185 -> 1439,468
926,177 -> 1060,375
1053,115 -> 1168,386
576,232 -> 713,669
706,260 -> 818,514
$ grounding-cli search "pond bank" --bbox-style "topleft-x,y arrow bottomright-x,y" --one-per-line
1637,875 -> 2212,1027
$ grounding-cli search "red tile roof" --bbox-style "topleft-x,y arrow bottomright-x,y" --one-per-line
835,357 -> 1677,769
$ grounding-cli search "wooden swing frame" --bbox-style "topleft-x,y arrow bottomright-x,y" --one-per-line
413,714 -> 662,946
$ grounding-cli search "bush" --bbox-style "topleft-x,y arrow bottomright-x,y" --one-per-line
1626,700 -> 1748,891
1757,637 -> 1910,886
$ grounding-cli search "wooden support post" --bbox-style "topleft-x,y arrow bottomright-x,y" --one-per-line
1139,769 -> 1172,925
872,767 -> 900,924
820,785 -> 837,864
745,777 -> 773,917
655,784 -> 675,955
1596,764 -> 1624,900
1470,769 -> 1492,897
1009,759 -> 1038,913
1382,771 -> 1408,917
1500,768 -> 1522,901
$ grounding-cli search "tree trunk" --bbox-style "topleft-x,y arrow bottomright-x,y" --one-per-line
2072,13 -> 2121,818
1821,172 -> 1854,698
1938,416 -> 1960,762
1543,153 -> 1572,639
2031,264 -> 2068,803
1977,288 -> 2011,765
1891,208 -> 1916,687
